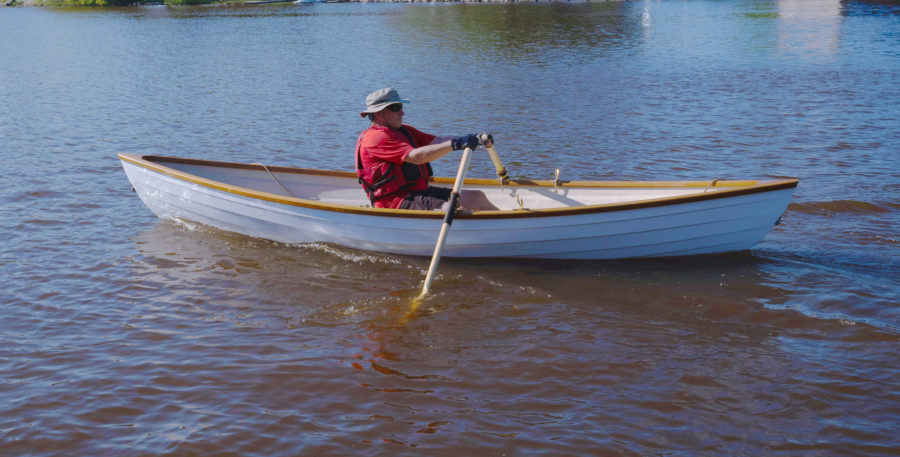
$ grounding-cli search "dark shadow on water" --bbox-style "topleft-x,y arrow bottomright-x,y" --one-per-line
443,250 -> 771,274
841,0 -> 900,16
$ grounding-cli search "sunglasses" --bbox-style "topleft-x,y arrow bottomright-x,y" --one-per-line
386,104 -> 403,112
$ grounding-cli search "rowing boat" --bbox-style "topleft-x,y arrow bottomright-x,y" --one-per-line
118,153 -> 797,259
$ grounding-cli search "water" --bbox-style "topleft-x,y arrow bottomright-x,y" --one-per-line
1,1 -> 898,455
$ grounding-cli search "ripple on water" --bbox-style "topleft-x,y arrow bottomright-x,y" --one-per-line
2,2 -> 899,456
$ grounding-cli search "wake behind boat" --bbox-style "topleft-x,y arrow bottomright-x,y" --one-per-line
118,153 -> 798,259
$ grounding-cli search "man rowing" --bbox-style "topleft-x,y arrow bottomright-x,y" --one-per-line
355,87 -> 497,211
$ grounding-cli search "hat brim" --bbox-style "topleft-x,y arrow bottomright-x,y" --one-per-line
359,99 -> 410,117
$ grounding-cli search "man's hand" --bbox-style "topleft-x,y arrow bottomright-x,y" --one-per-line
451,134 -> 480,151
478,132 -> 493,147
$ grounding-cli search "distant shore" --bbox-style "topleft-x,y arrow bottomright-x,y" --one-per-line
4,0 -> 619,6
5,0 -> 618,6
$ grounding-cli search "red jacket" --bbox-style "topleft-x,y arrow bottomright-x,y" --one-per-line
355,124 -> 435,208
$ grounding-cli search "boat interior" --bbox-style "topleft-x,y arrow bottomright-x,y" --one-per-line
155,157 -> 750,212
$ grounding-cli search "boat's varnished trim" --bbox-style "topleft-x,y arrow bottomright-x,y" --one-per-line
119,153 -> 799,219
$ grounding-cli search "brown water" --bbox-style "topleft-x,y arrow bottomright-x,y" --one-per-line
2,2 -> 899,456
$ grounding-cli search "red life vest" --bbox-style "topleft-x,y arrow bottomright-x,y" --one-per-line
356,126 -> 433,207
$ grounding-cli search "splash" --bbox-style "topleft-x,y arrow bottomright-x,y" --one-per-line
300,243 -> 403,265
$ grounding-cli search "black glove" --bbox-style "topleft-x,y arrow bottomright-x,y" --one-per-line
478,132 -> 493,147
451,134 -> 480,151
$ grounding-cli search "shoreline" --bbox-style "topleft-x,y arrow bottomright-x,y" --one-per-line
5,0 -> 619,6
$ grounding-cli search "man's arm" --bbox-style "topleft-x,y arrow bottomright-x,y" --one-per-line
404,138 -> 455,165
405,135 -> 481,165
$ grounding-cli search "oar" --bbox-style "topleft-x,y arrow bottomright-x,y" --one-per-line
480,133 -> 509,185
416,145 -> 475,300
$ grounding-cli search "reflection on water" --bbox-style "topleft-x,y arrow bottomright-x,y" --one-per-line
107,219 -> 900,455
131,220 -> 414,324
778,0 -> 843,55
398,3 -> 638,63
132,218 -> 896,339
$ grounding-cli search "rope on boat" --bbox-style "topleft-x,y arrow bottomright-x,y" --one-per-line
254,163 -> 300,198
704,179 -> 722,193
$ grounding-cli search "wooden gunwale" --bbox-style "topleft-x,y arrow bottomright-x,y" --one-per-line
118,153 -> 799,220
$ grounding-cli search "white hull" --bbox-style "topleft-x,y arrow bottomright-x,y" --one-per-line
119,154 -> 797,259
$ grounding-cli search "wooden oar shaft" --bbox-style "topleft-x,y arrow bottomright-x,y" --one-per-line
419,146 -> 474,298
485,144 -> 509,184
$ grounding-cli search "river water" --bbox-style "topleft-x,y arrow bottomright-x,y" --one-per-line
1,1 -> 898,455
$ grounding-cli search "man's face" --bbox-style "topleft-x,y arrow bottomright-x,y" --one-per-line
376,103 -> 404,129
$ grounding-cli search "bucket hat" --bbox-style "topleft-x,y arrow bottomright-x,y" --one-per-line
360,87 -> 410,117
